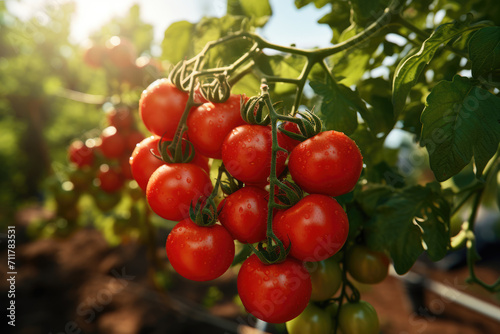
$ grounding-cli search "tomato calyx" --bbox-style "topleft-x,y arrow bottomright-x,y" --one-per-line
249,234 -> 291,265
240,94 -> 271,125
278,110 -> 322,142
219,167 -> 243,196
274,179 -> 303,208
154,136 -> 195,164
199,73 -> 232,103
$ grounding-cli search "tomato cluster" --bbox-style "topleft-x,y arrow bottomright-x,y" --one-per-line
82,36 -> 162,87
133,77 -> 387,328
67,105 -> 145,211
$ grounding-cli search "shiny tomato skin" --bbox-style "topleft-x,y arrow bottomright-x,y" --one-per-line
146,163 -> 213,221
68,140 -> 94,168
139,79 -> 189,137
187,94 -> 246,159
286,303 -> 333,334
339,301 -> 379,334
288,130 -> 363,197
346,244 -> 390,284
129,136 -> 164,191
221,125 -> 287,184
307,256 -> 342,301
273,194 -> 349,262
237,254 -> 312,324
218,186 -> 268,243
166,219 -> 235,281
98,164 -> 125,193
99,126 -> 126,159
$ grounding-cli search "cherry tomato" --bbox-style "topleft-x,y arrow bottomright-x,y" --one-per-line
187,94 -> 246,159
288,130 -> 363,197
237,254 -> 312,324
105,36 -> 136,68
107,106 -> 134,130
339,301 -> 379,334
273,194 -> 349,262
221,125 -> 287,184
68,140 -> 94,168
278,121 -> 301,152
129,136 -> 164,191
146,163 -> 213,221
83,44 -> 106,68
99,126 -> 126,159
139,79 -> 189,137
98,164 -> 125,193
125,130 -> 146,152
307,256 -> 342,301
218,186 -> 268,243
346,244 -> 390,284
286,303 -> 333,334
166,219 -> 235,281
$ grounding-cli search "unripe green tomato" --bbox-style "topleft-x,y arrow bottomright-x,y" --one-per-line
346,244 -> 390,284
308,257 -> 342,301
286,303 -> 333,334
339,301 -> 379,334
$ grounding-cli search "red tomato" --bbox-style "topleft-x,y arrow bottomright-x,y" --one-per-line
83,44 -> 106,68
187,94 -> 246,159
237,254 -> 312,324
139,79 -> 189,137
273,194 -> 349,262
278,121 -> 301,152
166,219 -> 235,281
99,126 -> 126,159
125,130 -> 146,152
288,130 -> 363,197
221,125 -> 287,184
218,186 -> 268,243
129,136 -> 164,191
98,164 -> 125,193
107,106 -> 134,130
105,36 -> 136,68
191,152 -> 210,175
146,163 -> 213,221
68,140 -> 94,168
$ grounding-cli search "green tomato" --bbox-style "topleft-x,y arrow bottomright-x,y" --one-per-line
308,257 -> 342,301
339,301 -> 379,334
346,244 -> 390,284
286,303 -> 333,334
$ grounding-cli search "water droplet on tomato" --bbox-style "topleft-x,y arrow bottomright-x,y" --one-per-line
239,207 -> 244,213
247,203 -> 252,209
186,178 -> 191,183
175,174 -> 181,180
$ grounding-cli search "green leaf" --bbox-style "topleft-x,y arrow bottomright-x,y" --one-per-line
469,26 -> 500,79
161,21 -> 193,63
365,184 -> 450,274
420,75 -> 500,181
227,0 -> 272,27
392,15 -> 487,115
357,77 -> 396,136
295,0 -> 330,9
350,0 -> 390,26
310,76 -> 367,135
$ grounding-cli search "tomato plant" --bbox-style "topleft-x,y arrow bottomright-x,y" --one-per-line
99,126 -> 126,159
237,254 -> 312,324
339,301 -> 379,334
166,219 -> 235,281
346,244 -> 390,284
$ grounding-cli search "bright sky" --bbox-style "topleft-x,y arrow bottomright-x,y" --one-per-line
5,0 -> 333,51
